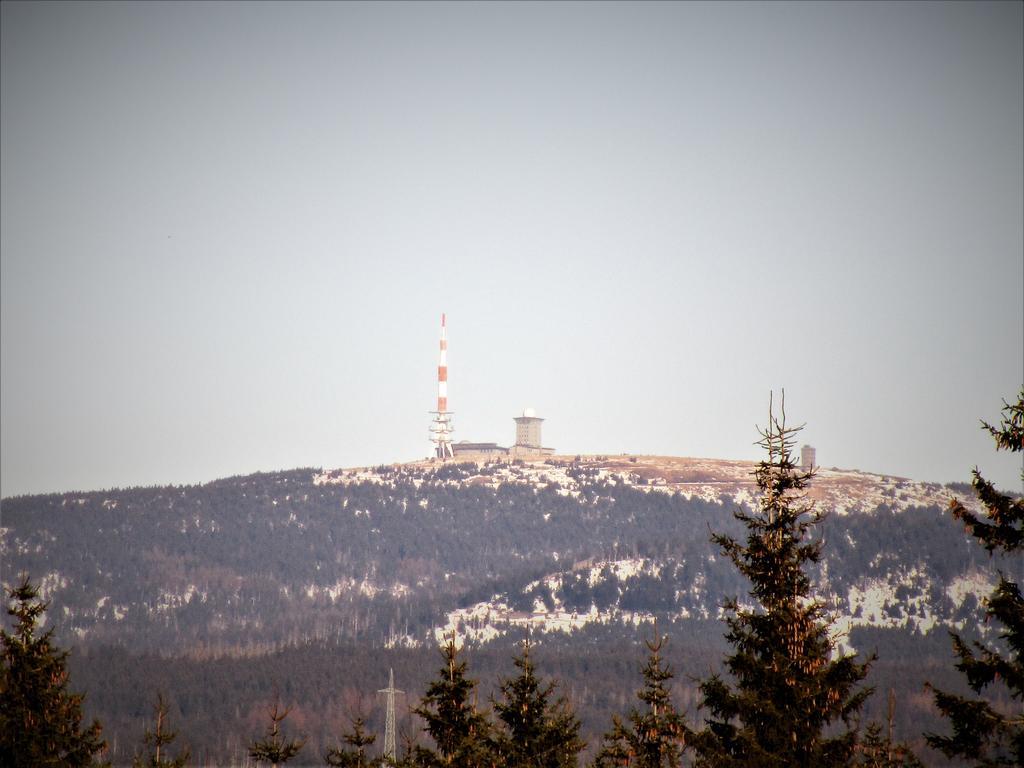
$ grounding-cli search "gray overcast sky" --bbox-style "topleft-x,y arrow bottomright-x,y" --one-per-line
2,1 -> 1021,497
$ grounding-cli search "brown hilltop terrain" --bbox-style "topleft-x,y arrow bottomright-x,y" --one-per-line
334,453 -> 962,518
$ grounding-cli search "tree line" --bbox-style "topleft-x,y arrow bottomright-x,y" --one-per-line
2,391 -> 1021,767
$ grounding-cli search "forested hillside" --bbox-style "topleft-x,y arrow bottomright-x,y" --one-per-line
1,454 -> 1016,764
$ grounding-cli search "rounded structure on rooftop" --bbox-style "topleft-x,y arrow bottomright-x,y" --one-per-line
523,407 -> 536,418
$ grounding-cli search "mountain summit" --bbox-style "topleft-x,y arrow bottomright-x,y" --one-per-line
0,454 -> 993,655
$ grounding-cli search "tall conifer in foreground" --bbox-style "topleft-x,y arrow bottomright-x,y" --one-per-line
0,576 -> 107,768
689,394 -> 872,767
926,389 -> 1023,766
491,636 -> 584,768
413,633 -> 493,767
593,631 -> 688,768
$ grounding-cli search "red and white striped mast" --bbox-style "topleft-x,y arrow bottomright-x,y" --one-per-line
429,313 -> 455,459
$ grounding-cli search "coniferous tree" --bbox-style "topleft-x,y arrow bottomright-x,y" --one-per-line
926,390 -> 1023,767
413,633 -> 493,767
132,693 -> 189,768
854,724 -> 923,768
248,699 -> 305,767
689,395 -> 873,767
491,637 -> 584,767
0,576 -> 107,768
394,727 -> 436,768
324,717 -> 382,767
593,632 -> 688,768
854,691 -> 922,768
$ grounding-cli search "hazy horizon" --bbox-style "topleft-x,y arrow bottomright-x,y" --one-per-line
2,1 -> 1022,497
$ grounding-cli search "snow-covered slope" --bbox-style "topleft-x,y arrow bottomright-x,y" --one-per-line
1,455 -> 1002,654
314,454 -> 965,515
311,455 -> 995,651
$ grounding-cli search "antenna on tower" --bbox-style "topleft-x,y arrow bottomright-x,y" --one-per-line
429,313 -> 455,459
377,667 -> 404,762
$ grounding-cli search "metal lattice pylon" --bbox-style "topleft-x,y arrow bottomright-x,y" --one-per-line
377,667 -> 403,761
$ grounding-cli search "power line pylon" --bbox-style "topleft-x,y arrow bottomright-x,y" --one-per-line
377,667 -> 403,762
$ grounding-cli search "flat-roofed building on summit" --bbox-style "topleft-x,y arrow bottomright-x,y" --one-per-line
451,441 -> 509,458
446,408 -> 554,459
510,408 -> 554,458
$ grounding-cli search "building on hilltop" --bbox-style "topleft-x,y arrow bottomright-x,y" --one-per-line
801,444 -> 816,472
451,441 -> 509,458
510,408 -> 554,458
427,314 -> 555,461
446,408 -> 555,460
514,409 -> 543,448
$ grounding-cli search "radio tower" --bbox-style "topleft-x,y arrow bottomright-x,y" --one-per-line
429,313 -> 455,459
377,668 -> 403,762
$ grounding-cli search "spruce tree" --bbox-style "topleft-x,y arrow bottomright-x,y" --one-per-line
593,632 -> 688,768
690,395 -> 873,767
491,637 -> 584,768
248,699 -> 305,767
0,575 -> 107,768
926,389 -> 1023,767
393,724 -> 442,768
132,693 -> 189,768
854,724 -> 922,768
413,633 -> 493,767
853,691 -> 922,768
324,717 -> 381,768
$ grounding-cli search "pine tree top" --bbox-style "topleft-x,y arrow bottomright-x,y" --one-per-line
691,394 -> 873,768
324,717 -> 377,768
595,630 -> 687,768
413,633 -> 492,766
927,389 -> 1023,766
248,700 -> 304,766
1,575 -> 108,768
949,389 -> 1023,555
492,635 -> 584,768
132,693 -> 189,768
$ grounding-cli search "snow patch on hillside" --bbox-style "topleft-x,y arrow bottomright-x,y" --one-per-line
946,570 -> 996,608
434,599 -> 667,647
436,557 -> 677,645
302,578 -> 410,603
